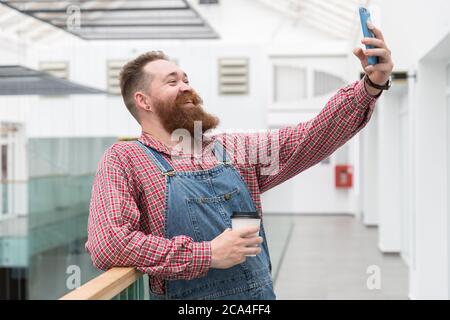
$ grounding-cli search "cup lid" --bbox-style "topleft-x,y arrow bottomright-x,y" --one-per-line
231,211 -> 260,219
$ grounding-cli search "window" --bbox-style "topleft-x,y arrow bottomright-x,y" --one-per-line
1,144 -> 7,215
0,123 -> 20,219
313,70 -> 346,97
273,65 -> 307,103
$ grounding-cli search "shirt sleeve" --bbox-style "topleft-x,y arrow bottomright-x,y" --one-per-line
235,79 -> 379,193
85,146 -> 211,280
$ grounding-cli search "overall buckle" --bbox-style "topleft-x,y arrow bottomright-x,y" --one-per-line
163,170 -> 176,177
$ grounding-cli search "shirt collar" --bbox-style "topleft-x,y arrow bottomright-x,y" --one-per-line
138,131 -> 217,158
138,131 -> 173,155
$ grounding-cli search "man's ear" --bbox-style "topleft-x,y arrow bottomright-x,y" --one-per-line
134,91 -> 152,112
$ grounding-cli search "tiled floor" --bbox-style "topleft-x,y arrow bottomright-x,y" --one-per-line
263,214 -> 409,300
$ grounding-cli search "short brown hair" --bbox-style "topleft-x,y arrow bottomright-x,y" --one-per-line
119,51 -> 169,124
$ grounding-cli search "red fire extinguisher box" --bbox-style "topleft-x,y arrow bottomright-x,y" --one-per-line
335,165 -> 353,188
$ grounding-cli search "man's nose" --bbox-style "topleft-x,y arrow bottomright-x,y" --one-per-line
179,82 -> 192,92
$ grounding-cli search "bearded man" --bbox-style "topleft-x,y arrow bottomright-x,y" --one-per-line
86,23 -> 393,300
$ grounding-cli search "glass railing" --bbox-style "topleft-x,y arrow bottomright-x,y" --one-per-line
0,137 -> 117,300
113,275 -> 147,301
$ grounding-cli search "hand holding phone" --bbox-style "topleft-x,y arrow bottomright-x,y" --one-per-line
359,7 -> 379,65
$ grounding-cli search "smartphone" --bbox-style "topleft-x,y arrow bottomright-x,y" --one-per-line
359,7 -> 379,65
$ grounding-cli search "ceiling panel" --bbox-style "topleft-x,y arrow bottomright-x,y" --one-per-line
257,0 -> 368,40
0,0 -> 219,40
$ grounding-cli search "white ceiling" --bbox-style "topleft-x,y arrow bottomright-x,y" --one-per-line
0,0 -> 371,44
256,0 -> 370,40
0,2 -> 68,43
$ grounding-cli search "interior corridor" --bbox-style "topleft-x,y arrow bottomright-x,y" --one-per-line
264,215 -> 409,300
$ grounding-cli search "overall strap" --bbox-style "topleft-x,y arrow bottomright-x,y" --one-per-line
213,139 -> 232,164
134,141 -> 175,176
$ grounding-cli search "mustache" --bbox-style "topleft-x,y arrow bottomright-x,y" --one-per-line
174,90 -> 203,106
154,88 -> 219,136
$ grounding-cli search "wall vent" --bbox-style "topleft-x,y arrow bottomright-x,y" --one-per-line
107,60 -> 127,95
39,61 -> 69,80
219,58 -> 249,95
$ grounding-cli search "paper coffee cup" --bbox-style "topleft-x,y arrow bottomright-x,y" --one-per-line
231,211 -> 261,257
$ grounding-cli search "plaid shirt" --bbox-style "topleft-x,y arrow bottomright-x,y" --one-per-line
86,79 -> 378,295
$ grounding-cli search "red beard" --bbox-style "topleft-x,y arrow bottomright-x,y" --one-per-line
153,90 -> 219,137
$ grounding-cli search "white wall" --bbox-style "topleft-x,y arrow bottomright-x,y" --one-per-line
376,93 -> 402,253
371,0 -> 450,71
447,58 -> 450,300
0,33 -> 29,125
261,147 -> 354,214
361,108 -> 379,226
19,42 -> 268,138
398,89 -> 413,266
0,33 -> 27,65
410,55 -> 449,300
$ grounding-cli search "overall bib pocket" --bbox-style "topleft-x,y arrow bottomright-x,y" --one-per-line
186,188 -> 240,241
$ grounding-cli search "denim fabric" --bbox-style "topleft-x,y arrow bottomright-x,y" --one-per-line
136,140 -> 275,300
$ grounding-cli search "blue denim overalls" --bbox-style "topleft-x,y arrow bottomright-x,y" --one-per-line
135,140 -> 276,300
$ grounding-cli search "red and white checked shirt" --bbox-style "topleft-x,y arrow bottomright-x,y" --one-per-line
86,79 -> 379,295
